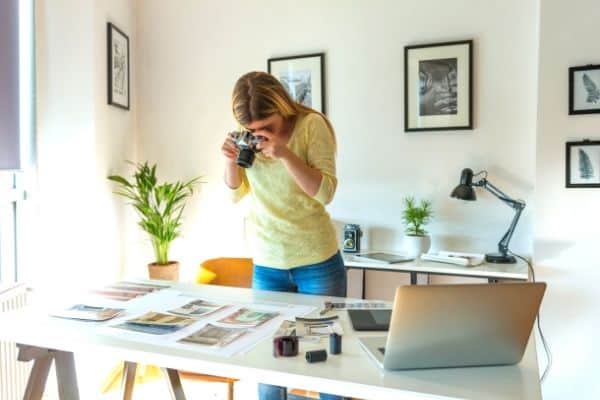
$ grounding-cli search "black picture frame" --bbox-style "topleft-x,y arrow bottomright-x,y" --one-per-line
566,140 -> 600,188
107,22 -> 130,110
268,53 -> 326,114
569,64 -> 600,115
404,40 -> 473,132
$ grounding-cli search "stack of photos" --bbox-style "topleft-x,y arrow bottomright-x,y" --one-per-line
216,308 -> 279,328
168,299 -> 227,318
91,281 -> 169,301
179,324 -> 248,347
51,304 -> 124,321
115,311 -> 195,335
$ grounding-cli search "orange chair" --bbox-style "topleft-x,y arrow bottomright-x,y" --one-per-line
196,257 -> 254,287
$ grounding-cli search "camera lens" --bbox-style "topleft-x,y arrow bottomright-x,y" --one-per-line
237,148 -> 255,168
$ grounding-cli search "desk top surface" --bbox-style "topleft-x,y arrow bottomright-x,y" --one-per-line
0,281 -> 541,400
343,252 -> 529,281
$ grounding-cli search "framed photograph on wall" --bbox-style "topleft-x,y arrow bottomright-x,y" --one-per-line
569,64 -> 600,115
268,53 -> 325,114
404,40 -> 472,132
566,140 -> 600,188
107,22 -> 130,110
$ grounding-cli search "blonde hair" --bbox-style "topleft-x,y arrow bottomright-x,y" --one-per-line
232,71 -> 336,147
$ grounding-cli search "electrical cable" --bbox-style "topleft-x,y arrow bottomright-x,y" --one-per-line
509,250 -> 552,383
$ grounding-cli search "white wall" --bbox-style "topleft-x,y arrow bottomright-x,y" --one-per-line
535,0 -> 600,398
134,0 -> 539,295
34,0 -> 137,288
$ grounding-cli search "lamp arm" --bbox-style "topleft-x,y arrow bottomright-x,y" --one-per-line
475,178 -> 526,256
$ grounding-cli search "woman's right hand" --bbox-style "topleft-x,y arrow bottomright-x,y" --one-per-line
222,134 -> 239,164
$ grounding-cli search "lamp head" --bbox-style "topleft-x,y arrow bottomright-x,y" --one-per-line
450,168 -> 477,201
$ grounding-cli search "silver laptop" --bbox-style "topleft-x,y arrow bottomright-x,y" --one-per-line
359,282 -> 546,370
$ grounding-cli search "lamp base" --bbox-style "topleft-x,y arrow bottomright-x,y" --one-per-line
485,253 -> 516,264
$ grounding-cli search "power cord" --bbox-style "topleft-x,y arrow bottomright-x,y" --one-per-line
509,251 -> 552,383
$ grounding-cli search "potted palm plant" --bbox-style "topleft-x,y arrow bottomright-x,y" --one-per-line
401,197 -> 434,258
108,162 -> 201,281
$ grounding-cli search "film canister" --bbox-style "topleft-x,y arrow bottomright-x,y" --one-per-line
329,333 -> 342,354
305,349 -> 327,363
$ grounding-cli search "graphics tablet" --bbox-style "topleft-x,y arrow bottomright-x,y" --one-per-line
348,309 -> 391,331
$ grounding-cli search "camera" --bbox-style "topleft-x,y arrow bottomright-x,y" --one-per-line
229,130 -> 264,168
343,224 -> 362,253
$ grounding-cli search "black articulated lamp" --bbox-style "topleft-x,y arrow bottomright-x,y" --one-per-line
450,168 -> 525,264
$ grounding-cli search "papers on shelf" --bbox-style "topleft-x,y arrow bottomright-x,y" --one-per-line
421,251 -> 485,267
50,304 -> 124,321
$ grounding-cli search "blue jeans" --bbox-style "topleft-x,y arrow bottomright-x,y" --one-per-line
253,251 -> 347,400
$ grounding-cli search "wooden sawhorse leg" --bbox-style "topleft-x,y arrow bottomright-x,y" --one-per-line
120,363 -> 187,400
17,344 -> 80,400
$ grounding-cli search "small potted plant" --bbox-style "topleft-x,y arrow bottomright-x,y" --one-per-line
401,197 -> 434,257
108,162 -> 201,281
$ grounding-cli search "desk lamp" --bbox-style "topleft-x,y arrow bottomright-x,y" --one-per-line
450,168 -> 525,264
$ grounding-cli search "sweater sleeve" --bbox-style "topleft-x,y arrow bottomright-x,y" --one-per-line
306,114 -> 337,205
229,168 -> 250,203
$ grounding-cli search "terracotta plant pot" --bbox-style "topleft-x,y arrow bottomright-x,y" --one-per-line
147,261 -> 180,281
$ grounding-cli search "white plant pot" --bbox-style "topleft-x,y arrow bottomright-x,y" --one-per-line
402,235 -> 431,258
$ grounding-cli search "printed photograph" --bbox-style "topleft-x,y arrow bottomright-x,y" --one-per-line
168,299 -> 227,317
419,58 -> 458,116
217,308 -> 279,328
179,324 -> 247,347
571,67 -> 600,114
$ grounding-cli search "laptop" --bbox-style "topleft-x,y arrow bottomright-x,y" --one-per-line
358,282 -> 546,370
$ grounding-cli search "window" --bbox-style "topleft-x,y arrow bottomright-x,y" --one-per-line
0,0 -> 34,284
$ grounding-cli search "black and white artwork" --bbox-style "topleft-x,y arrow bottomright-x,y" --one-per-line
566,140 -> 600,187
569,65 -> 600,115
107,22 -> 130,110
268,53 -> 325,114
279,70 -> 312,107
405,40 -> 472,132
419,58 -> 458,116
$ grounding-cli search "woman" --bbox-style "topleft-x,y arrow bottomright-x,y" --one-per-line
222,71 -> 346,400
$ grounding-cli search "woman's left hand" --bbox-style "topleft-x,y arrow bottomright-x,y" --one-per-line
255,131 -> 291,160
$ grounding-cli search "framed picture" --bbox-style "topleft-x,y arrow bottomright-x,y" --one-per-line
569,64 -> 600,115
268,53 -> 325,114
107,22 -> 130,110
566,140 -> 600,188
404,40 -> 472,132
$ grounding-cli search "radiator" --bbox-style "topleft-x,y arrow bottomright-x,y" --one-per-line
0,283 -> 30,400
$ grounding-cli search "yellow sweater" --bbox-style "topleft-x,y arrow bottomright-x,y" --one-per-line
231,113 -> 338,269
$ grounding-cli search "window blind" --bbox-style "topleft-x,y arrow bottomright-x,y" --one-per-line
0,0 -> 20,170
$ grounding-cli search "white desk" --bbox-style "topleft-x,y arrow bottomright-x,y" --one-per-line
343,253 -> 529,299
0,282 -> 541,400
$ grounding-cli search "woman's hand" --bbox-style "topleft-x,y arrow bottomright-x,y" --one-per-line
255,131 -> 291,160
222,134 -> 239,164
